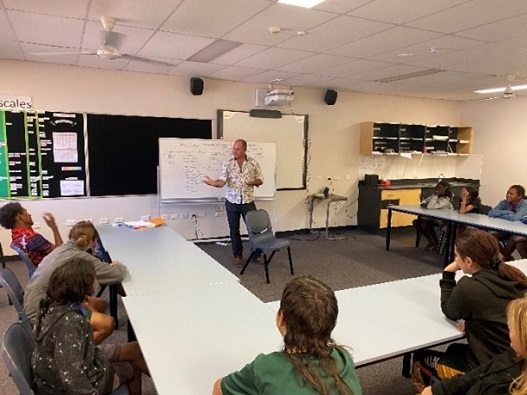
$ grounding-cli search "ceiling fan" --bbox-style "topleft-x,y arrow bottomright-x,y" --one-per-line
31,17 -> 175,67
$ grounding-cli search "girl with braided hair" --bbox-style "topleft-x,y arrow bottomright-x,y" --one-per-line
413,228 -> 527,391
213,275 -> 362,395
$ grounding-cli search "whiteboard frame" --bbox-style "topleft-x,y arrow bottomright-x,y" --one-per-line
217,109 -> 308,190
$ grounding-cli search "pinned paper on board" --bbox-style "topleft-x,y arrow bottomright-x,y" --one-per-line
359,155 -> 385,170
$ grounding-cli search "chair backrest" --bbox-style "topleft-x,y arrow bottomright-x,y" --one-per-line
246,209 -> 273,236
10,246 -> 36,278
0,267 -> 25,314
1,322 -> 36,395
479,204 -> 493,215
0,268 -> 32,333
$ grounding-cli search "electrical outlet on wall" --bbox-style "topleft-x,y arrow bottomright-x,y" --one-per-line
180,213 -> 188,219
66,219 -> 76,227
114,217 -> 123,224
161,214 -> 170,220
100,218 -> 110,224
141,215 -> 150,221
33,221 -> 41,229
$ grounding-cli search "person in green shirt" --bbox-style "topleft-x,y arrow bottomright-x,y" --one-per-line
213,275 -> 362,395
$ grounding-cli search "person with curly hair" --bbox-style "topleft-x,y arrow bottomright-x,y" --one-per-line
0,202 -> 63,267
213,275 -> 362,395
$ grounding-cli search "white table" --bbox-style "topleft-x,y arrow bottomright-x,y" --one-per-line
267,260 -> 527,375
97,225 -> 239,295
122,282 -> 281,395
386,205 -> 527,265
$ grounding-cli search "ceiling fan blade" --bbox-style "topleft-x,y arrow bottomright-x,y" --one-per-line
30,50 -> 96,56
121,54 -> 176,67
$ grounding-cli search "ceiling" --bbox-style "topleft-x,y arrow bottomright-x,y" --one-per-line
3,0 -> 527,101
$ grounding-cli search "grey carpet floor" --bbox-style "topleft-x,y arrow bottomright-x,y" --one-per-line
0,228 -> 449,394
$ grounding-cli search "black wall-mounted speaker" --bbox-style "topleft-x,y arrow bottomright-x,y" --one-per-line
190,77 -> 204,95
324,89 -> 338,105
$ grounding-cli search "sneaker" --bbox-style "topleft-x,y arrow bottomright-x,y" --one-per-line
234,256 -> 243,267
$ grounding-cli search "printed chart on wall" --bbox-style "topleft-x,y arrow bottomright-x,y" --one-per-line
159,138 -> 276,200
0,110 -> 86,198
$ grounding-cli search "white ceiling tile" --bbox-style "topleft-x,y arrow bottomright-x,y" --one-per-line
223,2 -> 336,46
88,0 -> 183,29
407,0 -> 527,34
314,0 -> 372,14
138,31 -> 215,60
277,53 -> 352,74
0,39 -> 24,60
3,0 -> 89,19
283,73 -> 337,88
456,14 -> 527,42
328,26 -> 441,58
277,15 -> 393,52
0,9 -> 17,41
242,69 -> 303,84
20,43 -> 81,65
208,65 -> 266,80
314,59 -> 391,78
8,10 -> 84,47
167,61 -> 226,77
236,47 -> 313,69
370,35 -> 483,64
348,0 -> 470,24
161,0 -> 270,37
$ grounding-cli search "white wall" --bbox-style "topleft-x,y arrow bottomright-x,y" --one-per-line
0,59 -> 462,252
461,97 -> 527,206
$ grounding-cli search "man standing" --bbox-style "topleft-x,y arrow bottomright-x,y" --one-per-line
204,139 -> 263,267
0,202 -> 63,267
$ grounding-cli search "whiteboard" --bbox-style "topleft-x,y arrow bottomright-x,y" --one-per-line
219,110 -> 307,189
159,138 -> 276,200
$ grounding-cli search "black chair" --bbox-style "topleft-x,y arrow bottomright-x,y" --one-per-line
479,204 -> 492,215
1,322 -> 36,395
240,209 -> 294,284
1,322 -> 130,395
0,268 -> 33,335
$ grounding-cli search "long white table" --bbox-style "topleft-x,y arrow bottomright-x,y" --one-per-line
267,260 -> 527,375
98,223 -> 527,394
97,225 -> 239,295
386,205 -> 527,265
122,282 -> 281,395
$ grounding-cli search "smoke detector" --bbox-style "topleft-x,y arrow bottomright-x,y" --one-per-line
269,26 -> 281,35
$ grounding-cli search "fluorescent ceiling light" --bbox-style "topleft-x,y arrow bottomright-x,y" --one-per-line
278,0 -> 325,8
188,39 -> 241,63
475,84 -> 527,94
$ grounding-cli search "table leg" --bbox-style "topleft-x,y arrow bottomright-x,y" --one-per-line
325,200 -> 331,239
309,197 -> 315,233
448,223 -> 457,264
127,320 -> 137,342
386,208 -> 393,250
402,352 -> 412,378
109,284 -> 118,328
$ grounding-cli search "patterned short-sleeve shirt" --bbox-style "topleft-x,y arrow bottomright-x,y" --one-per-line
11,227 -> 53,266
219,156 -> 263,204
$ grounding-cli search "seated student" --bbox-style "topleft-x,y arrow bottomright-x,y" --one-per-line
0,202 -> 63,266
32,258 -> 149,395
488,184 -> 527,261
413,229 -> 527,390
24,221 -> 127,344
457,186 -> 481,214
212,275 -> 362,395
420,294 -> 527,395
413,181 -> 453,251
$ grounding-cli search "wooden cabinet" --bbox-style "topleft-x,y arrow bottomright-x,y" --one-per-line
358,186 -> 421,233
379,189 -> 421,228
360,122 -> 472,156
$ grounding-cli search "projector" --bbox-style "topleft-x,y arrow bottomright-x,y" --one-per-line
264,89 -> 294,106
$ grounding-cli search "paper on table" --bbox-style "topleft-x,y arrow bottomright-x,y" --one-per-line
399,152 -> 412,160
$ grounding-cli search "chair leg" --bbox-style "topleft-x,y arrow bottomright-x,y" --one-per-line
287,247 -> 294,276
264,253 -> 271,284
240,251 -> 256,275
0,242 -> 5,269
